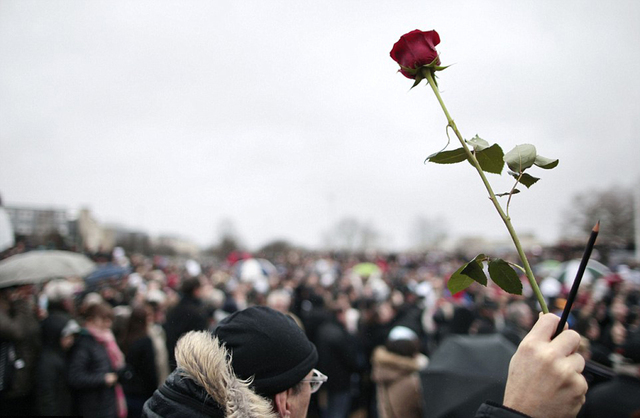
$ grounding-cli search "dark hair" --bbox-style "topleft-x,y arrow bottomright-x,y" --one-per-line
122,304 -> 151,355
83,302 -> 114,321
385,339 -> 419,358
181,277 -> 202,297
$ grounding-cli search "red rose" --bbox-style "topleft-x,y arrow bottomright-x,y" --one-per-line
390,30 -> 440,79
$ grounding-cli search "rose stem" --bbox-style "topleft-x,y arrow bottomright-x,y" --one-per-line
424,69 -> 549,314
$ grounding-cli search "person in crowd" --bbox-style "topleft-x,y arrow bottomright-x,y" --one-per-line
0,284 -> 41,416
500,301 -> 535,347
316,296 -> 364,418
146,291 -> 170,386
143,304 -> 587,418
143,306 -> 323,418
267,288 -> 304,329
163,276 -> 208,370
42,278 -> 76,320
68,302 -> 127,418
371,325 -> 429,418
121,303 -> 159,418
579,327 -> 640,417
35,317 -> 80,416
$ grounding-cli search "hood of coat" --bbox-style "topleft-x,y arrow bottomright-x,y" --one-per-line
371,346 -> 429,384
145,331 -> 278,418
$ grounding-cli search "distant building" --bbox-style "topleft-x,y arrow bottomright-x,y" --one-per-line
152,235 -> 201,257
5,205 -> 69,237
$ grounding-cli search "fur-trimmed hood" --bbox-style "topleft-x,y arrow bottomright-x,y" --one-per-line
143,331 -> 277,418
371,346 -> 429,384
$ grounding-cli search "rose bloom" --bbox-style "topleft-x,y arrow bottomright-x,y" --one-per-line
390,29 -> 440,79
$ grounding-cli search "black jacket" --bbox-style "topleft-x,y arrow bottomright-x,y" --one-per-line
316,319 -> 363,393
164,296 -> 208,370
123,336 -> 158,400
67,330 -> 117,418
35,312 -> 74,416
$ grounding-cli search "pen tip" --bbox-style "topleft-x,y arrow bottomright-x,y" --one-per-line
593,220 -> 600,232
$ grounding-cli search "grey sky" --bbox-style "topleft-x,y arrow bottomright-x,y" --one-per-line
1,1 -> 639,250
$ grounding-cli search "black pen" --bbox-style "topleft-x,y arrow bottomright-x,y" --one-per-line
553,221 -> 600,339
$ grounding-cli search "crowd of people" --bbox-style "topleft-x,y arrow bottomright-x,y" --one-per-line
0,245 -> 638,417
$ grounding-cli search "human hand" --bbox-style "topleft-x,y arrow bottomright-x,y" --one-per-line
503,313 -> 587,418
105,372 -> 118,387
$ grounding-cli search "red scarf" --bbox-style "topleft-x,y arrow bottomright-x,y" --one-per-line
87,326 -> 127,418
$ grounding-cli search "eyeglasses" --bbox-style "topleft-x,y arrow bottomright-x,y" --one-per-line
301,368 -> 328,394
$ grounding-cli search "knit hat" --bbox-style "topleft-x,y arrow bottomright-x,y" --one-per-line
214,306 -> 318,396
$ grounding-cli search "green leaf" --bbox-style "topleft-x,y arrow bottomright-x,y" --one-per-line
447,269 -> 475,295
461,256 -> 488,286
467,135 -> 490,151
534,155 -> 559,169
474,144 -> 505,174
447,255 -> 488,295
488,259 -> 523,295
427,148 -> 467,164
510,172 -> 540,188
496,189 -> 520,197
504,144 -> 537,172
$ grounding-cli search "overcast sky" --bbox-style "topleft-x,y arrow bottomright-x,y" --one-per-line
1,1 -> 639,251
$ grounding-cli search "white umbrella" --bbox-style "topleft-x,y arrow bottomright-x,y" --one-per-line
0,250 -> 95,288
552,259 -> 611,287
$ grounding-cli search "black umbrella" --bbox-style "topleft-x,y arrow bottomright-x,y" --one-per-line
421,334 -> 516,418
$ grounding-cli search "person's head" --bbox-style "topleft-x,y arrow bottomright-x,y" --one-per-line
506,301 -> 534,331
214,306 -> 322,418
44,279 -> 75,314
266,289 -> 292,314
385,325 -> 420,357
83,302 -> 114,331
42,314 -> 79,351
181,276 -> 203,299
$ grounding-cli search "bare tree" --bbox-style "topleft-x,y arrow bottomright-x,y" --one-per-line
410,215 -> 448,250
323,217 -> 380,252
563,185 -> 635,248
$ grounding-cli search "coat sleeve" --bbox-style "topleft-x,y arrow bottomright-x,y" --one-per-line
475,401 -> 532,418
67,341 -> 109,390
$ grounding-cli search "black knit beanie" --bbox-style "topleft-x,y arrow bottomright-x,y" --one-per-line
214,306 -> 318,397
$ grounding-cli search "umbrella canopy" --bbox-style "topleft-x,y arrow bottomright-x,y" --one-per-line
84,263 -> 131,286
352,262 -> 382,278
552,259 -> 611,286
421,334 -> 516,418
0,250 -> 95,288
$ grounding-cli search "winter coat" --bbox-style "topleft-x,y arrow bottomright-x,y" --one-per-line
0,298 -> 41,400
35,312 -> 73,416
142,331 -> 277,418
316,319 -> 362,393
122,336 -> 158,400
67,330 -> 118,418
371,346 -> 428,418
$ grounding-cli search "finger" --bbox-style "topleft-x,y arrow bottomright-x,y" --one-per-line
550,329 -> 582,357
566,352 -> 586,373
524,313 -> 561,342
